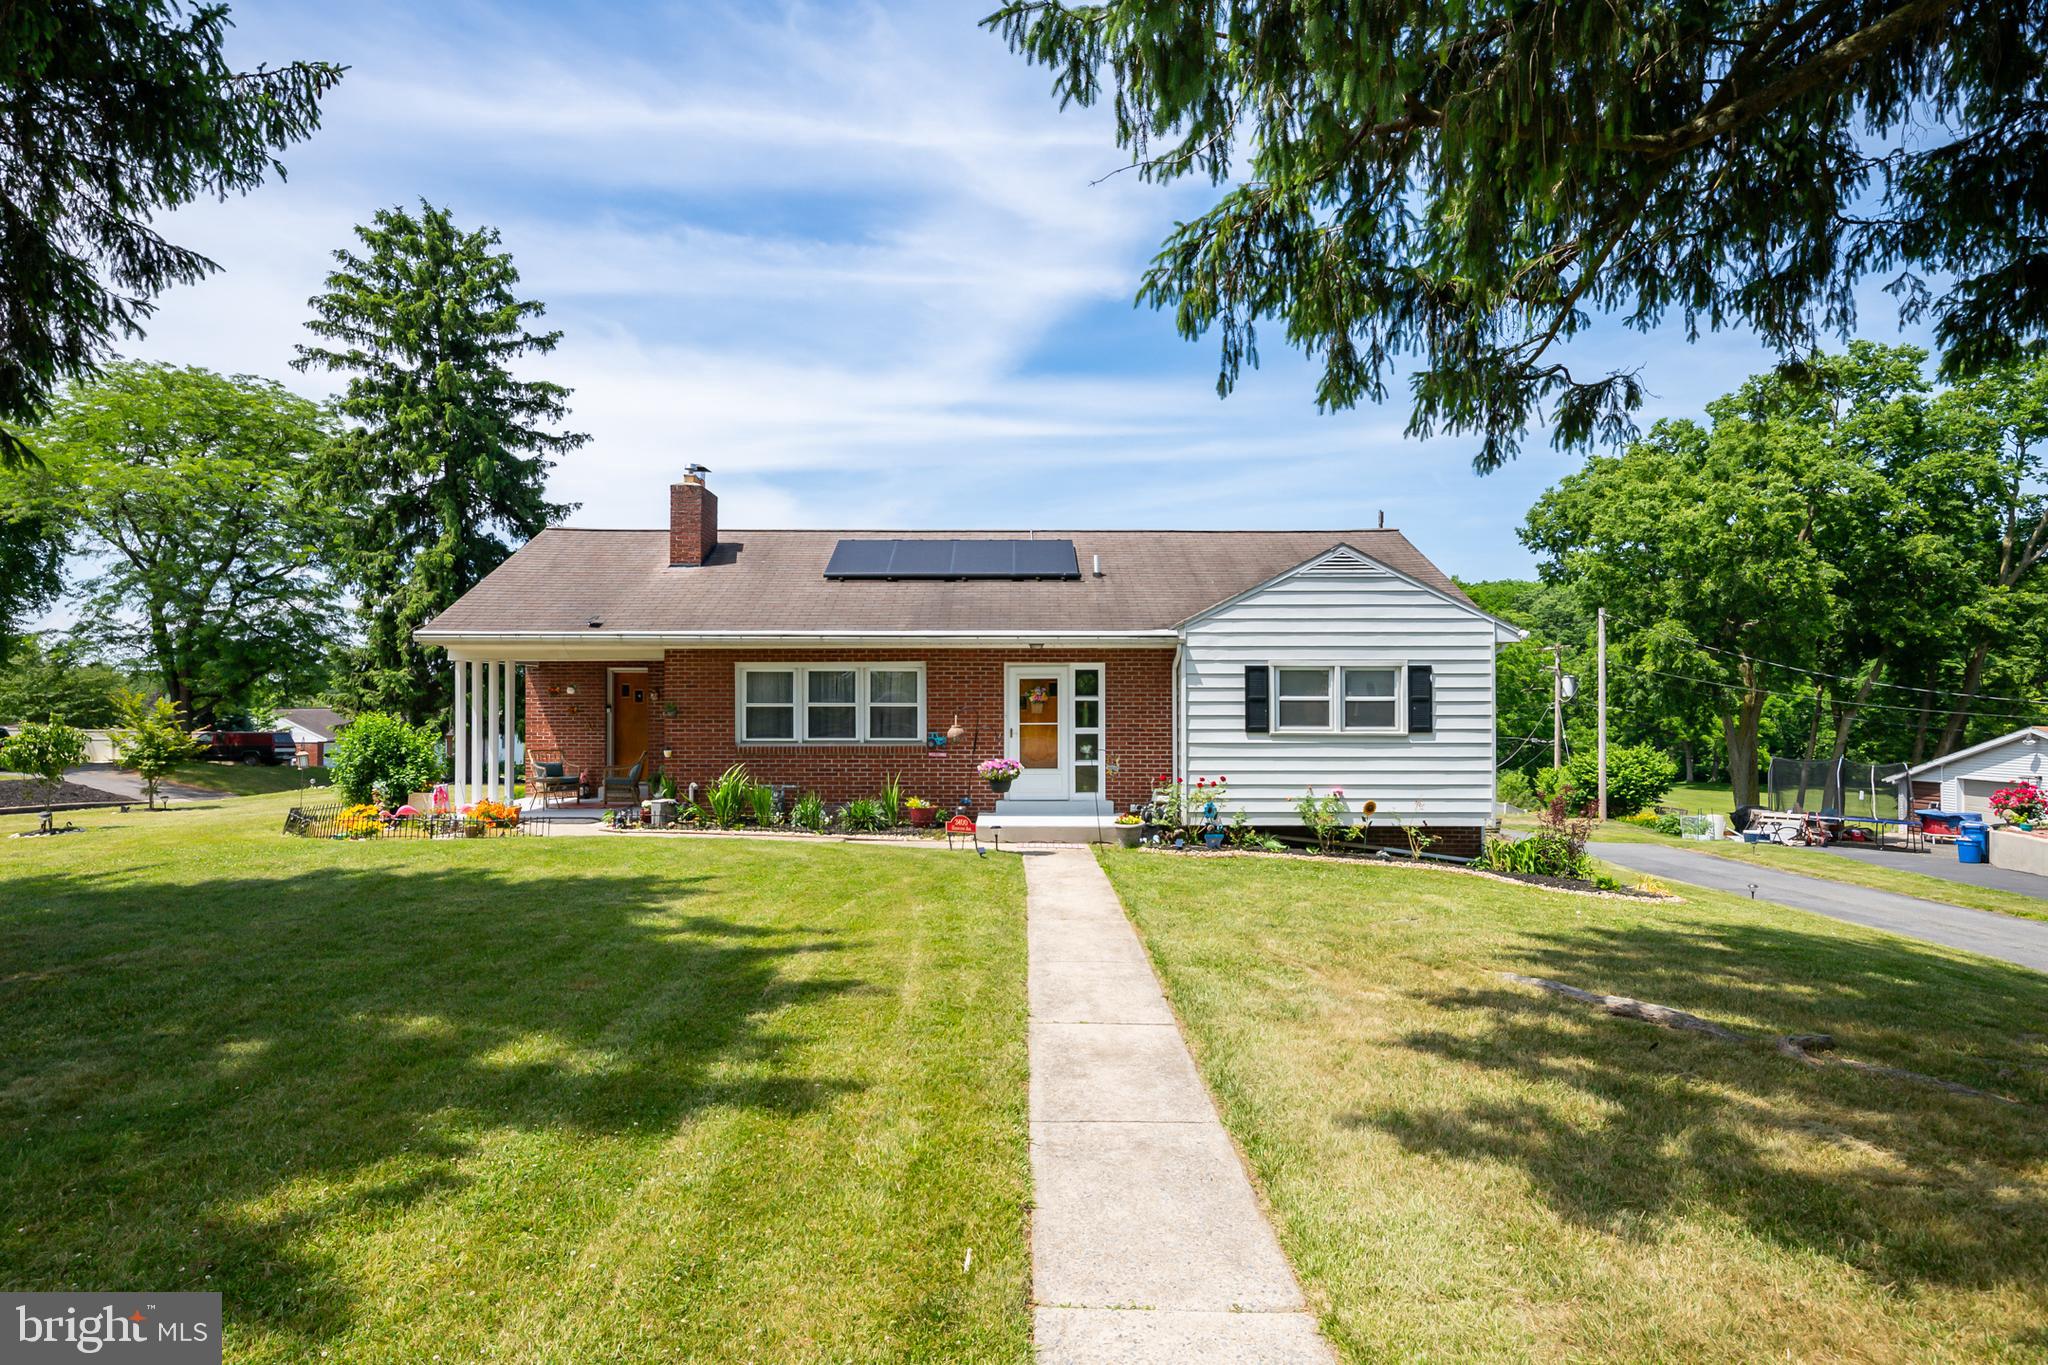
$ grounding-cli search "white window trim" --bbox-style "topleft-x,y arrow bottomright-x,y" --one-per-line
1070,662 -> 1105,796
734,662 -> 927,746
1339,664 -> 1406,735
1267,663 -> 1408,736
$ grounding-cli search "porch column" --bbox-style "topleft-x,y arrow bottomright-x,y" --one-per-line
468,656 -> 484,807
489,658 -> 505,803
452,654 -> 469,806
497,659 -> 513,802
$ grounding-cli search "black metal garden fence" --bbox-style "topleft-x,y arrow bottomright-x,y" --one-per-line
283,801 -> 549,840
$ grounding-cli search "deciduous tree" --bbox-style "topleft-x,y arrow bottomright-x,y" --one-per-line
13,362 -> 341,726
111,688 -> 202,810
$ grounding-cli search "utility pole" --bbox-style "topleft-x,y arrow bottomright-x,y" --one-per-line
1596,608 -> 1608,822
1550,644 -> 1563,771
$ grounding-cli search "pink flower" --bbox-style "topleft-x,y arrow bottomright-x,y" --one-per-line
1330,788 -> 1345,798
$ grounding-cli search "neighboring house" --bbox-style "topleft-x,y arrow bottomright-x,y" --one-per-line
418,471 -> 1522,853
1895,726 -> 2048,817
271,708 -> 350,767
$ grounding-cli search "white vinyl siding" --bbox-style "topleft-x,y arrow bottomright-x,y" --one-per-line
1905,732 -> 2048,814
736,663 -> 926,745
1182,550 -> 1499,825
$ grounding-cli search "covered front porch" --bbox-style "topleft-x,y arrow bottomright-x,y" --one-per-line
442,645 -> 1173,821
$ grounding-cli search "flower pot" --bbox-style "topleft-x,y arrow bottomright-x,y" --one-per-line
908,807 -> 935,828
1114,825 -> 1141,847
1203,829 -> 1226,848
987,778 -> 1013,795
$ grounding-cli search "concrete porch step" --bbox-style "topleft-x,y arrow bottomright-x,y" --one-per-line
979,811 -> 1126,845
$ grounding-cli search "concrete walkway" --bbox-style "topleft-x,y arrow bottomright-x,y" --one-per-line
1592,840 -> 2048,974
1025,848 -> 1333,1363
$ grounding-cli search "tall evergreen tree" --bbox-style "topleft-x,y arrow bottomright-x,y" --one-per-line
0,1 -> 341,468
293,203 -> 582,725
988,1 -> 2047,470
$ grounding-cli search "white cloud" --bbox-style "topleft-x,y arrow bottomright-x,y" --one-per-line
96,0 -> 1930,598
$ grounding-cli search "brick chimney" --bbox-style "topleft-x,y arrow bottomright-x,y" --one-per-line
670,466 -> 717,566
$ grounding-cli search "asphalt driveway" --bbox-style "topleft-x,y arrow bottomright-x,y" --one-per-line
1591,840 -> 2048,975
1818,840 -> 2047,898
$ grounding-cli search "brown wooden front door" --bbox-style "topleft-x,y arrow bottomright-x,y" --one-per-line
611,670 -> 650,767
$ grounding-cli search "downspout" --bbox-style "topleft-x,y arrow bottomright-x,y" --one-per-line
1174,635 -> 1189,807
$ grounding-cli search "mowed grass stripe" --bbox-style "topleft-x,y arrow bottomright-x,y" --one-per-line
0,795 -> 1030,1362
1098,847 -> 2048,1362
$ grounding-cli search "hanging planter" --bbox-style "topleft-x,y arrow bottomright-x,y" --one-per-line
977,757 -> 1022,794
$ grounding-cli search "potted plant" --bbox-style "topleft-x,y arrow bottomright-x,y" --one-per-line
977,757 -> 1022,795
1991,781 -> 2044,831
1113,812 -> 1143,847
905,796 -> 937,828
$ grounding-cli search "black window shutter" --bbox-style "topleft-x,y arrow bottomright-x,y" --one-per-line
1407,665 -> 1435,734
1244,664 -> 1269,733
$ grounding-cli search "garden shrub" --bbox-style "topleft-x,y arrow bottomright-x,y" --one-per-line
328,713 -> 443,806
1576,743 -> 1678,816
1474,793 -> 1596,880
707,764 -> 751,827
790,790 -> 827,832
1620,811 -> 1683,836
839,798 -> 888,832
1531,745 -> 1677,817
1497,768 -> 1540,810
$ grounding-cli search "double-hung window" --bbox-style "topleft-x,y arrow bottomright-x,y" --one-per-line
806,669 -> 857,739
738,664 -> 924,743
867,668 -> 919,740
1268,664 -> 1405,734
742,669 -> 796,740
1341,667 -> 1400,731
1273,668 -> 1333,731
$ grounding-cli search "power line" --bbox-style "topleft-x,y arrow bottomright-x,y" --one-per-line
1632,665 -> 2048,724
1602,611 -> 2048,708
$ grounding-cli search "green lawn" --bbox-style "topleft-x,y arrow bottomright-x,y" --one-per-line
1662,779 -> 1737,814
0,793 -> 1030,1362
157,760 -> 332,796
1098,848 -> 2048,1362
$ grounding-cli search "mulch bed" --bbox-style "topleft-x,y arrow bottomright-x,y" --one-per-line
0,779 -> 132,813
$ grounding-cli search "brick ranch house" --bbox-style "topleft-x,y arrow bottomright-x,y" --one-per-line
418,470 -> 1523,853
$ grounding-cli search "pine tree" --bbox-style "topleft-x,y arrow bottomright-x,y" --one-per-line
294,203 -> 584,725
0,1 -> 341,468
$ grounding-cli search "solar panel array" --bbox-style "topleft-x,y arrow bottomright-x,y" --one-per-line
824,538 -> 1081,580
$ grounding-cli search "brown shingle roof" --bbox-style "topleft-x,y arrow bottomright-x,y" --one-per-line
420,528 -> 1478,637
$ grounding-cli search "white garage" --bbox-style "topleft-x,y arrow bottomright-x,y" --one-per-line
1896,726 -> 2048,816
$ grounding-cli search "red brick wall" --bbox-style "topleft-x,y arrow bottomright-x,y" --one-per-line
583,647 -> 1175,815
524,661 -> 620,786
669,481 -> 717,565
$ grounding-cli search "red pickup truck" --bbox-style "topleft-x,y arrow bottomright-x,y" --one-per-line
200,731 -> 298,766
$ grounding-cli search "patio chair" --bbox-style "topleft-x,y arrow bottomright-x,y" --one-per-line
527,748 -> 579,808
602,755 -> 646,807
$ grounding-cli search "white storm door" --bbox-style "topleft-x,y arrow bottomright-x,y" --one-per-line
1004,664 -> 1069,800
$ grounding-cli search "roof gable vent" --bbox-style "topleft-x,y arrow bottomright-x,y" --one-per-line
1303,547 -> 1382,577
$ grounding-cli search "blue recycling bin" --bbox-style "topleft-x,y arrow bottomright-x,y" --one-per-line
1957,815 -> 1989,864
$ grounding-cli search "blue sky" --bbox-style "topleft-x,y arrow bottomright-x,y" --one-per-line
121,0 -> 1936,581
